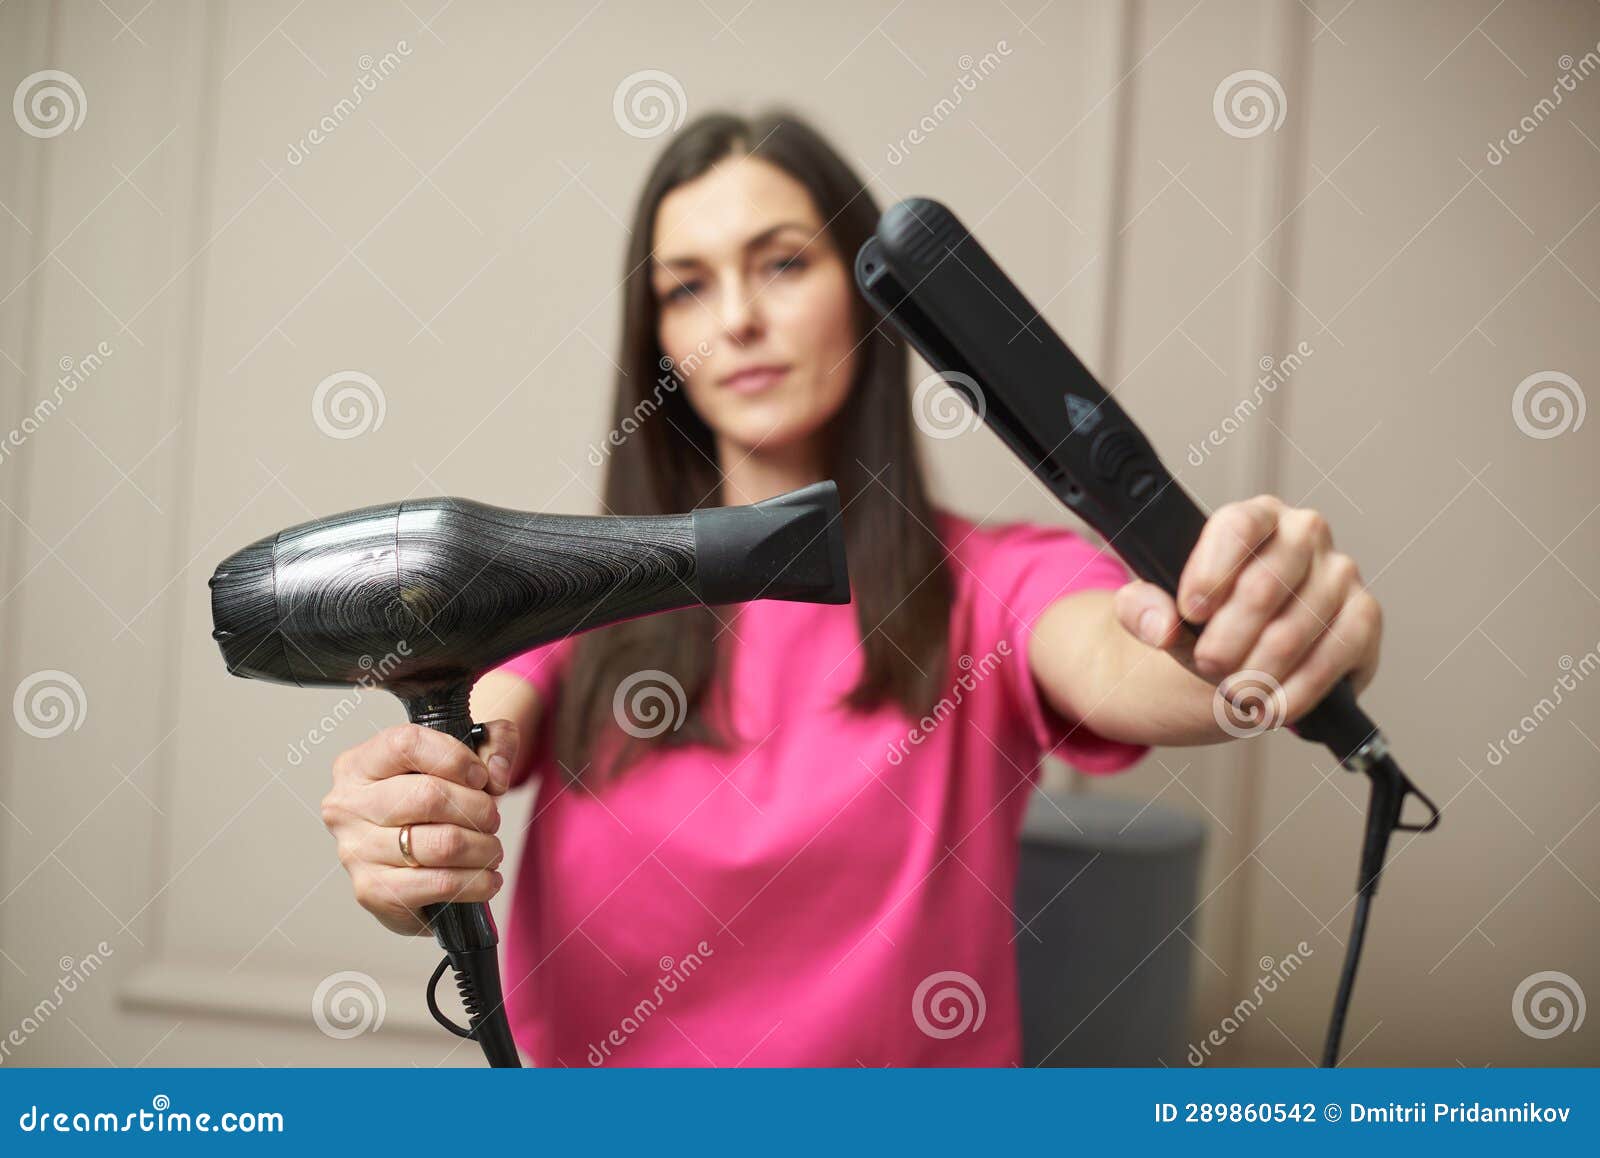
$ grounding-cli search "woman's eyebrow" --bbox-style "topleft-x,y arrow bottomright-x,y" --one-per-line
743,221 -> 817,248
654,221 -> 818,269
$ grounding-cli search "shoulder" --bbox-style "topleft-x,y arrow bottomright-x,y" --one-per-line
931,508 -> 1150,774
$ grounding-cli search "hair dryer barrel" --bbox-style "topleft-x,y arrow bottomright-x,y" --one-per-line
207,479 -> 848,1069
208,480 -> 849,694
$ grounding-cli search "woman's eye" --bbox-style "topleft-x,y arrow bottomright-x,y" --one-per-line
660,280 -> 700,303
767,254 -> 807,275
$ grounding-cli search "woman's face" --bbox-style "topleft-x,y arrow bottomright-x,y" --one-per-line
650,155 -> 859,459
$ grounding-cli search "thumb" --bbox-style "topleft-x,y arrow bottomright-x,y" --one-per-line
1113,580 -> 1204,679
1114,579 -> 1183,648
473,718 -> 521,796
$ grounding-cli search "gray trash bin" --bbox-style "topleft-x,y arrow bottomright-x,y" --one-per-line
1015,789 -> 1207,1066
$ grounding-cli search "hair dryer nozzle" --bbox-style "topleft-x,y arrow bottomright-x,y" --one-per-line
692,480 -> 850,606
208,532 -> 294,684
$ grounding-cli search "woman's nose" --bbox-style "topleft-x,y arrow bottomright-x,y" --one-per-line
716,275 -> 762,342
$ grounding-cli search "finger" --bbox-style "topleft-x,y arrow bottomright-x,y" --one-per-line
1232,554 -> 1351,686
472,718 -> 520,796
1178,496 -> 1284,622
1190,532 -> 1315,681
1279,588 -> 1382,724
363,724 -> 491,790
372,864 -> 504,912
1349,592 -> 1383,694
364,821 -> 503,870
348,867 -> 428,936
357,774 -> 500,833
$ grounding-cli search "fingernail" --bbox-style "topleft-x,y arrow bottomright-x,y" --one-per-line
488,754 -> 510,791
1138,609 -> 1162,645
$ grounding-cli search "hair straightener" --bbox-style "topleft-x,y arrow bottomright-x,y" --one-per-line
856,198 -> 1441,1068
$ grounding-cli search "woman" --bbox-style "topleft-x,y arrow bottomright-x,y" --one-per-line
318,111 -> 1382,1066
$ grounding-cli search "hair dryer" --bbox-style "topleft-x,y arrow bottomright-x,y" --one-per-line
208,481 -> 850,1066
856,198 -> 1440,1067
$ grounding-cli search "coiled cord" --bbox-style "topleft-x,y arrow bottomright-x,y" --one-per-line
425,949 -> 522,1066
426,955 -> 474,1039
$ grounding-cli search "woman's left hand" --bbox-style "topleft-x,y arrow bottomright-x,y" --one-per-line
1112,495 -> 1382,726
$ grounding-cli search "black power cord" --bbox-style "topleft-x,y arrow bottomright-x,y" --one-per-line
1323,892 -> 1373,1067
1319,748 -> 1440,1067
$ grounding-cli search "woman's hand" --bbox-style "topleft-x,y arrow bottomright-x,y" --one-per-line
320,720 -> 518,936
1112,495 -> 1382,728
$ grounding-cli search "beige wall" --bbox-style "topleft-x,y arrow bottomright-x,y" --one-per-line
1,0 -> 1595,1066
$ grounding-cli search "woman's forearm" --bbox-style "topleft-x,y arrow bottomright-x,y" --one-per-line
1030,590 -> 1231,748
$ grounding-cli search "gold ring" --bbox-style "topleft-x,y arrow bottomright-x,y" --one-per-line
398,823 -> 422,868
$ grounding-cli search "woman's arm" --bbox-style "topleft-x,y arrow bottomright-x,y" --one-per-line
1028,495 -> 1383,749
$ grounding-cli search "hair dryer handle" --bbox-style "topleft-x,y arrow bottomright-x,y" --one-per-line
421,723 -> 498,953
400,684 -> 500,953
404,682 -> 522,1066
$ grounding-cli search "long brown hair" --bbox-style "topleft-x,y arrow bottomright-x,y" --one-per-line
553,110 -> 953,787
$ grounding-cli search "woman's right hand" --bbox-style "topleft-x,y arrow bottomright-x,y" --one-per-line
320,720 -> 519,936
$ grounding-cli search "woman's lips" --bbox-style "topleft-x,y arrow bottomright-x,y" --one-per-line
719,364 -> 791,395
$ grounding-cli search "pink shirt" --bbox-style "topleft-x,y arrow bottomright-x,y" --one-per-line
489,508 -> 1148,1066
